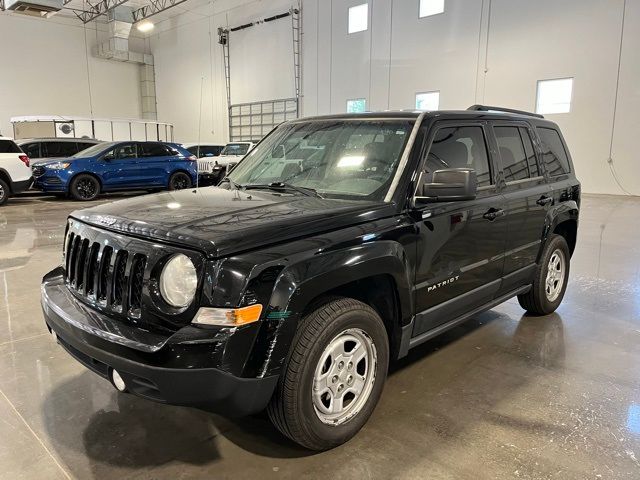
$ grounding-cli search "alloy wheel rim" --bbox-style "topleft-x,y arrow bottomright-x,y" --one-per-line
0,184 -> 5,201
77,179 -> 96,199
312,328 -> 377,426
173,175 -> 188,189
545,248 -> 565,302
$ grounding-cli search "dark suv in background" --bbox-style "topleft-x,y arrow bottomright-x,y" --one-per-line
16,138 -> 101,162
41,105 -> 580,450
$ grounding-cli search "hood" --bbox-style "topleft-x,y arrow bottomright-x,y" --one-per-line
71,187 -> 395,258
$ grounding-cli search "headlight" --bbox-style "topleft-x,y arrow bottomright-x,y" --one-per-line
159,254 -> 197,307
47,162 -> 71,170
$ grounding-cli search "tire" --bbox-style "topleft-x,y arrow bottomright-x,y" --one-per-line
267,297 -> 389,450
168,172 -> 192,191
518,234 -> 570,315
70,174 -> 100,201
0,179 -> 9,206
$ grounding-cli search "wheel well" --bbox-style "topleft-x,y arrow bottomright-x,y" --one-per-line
553,219 -> 577,256
302,274 -> 402,360
170,169 -> 194,184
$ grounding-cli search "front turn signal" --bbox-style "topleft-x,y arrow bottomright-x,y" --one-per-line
193,304 -> 263,326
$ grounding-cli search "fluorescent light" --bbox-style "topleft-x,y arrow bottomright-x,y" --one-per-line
136,20 -> 155,33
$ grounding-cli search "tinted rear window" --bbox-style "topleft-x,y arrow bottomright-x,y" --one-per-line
0,140 -> 21,154
537,127 -> 571,176
494,126 -> 529,182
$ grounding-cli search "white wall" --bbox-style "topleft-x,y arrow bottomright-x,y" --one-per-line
302,0 -> 640,195
0,14 -> 142,138
150,0 -> 294,144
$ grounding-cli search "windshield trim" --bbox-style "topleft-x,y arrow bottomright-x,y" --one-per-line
383,112 -> 426,202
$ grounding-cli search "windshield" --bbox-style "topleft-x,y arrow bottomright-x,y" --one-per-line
227,119 -> 413,201
72,142 -> 113,158
221,143 -> 250,156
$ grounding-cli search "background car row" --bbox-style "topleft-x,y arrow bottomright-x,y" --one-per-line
0,137 -> 256,205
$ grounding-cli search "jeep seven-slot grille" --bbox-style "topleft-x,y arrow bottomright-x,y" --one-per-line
64,231 -> 147,318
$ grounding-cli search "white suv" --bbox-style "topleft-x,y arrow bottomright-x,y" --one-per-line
0,137 -> 32,206
197,141 -> 255,186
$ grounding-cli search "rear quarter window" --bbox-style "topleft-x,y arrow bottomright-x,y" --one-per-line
537,127 -> 571,176
0,140 -> 22,154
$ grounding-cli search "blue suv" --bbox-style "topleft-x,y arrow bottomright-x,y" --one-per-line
32,141 -> 197,201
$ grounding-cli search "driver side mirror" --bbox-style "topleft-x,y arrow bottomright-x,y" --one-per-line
415,168 -> 477,204
103,153 -> 115,161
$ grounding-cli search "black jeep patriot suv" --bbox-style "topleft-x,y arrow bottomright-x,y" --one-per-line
41,105 -> 580,450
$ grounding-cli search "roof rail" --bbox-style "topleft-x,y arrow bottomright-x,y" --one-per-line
467,104 -> 544,119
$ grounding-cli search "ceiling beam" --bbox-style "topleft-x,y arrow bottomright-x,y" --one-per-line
75,0 -> 128,23
132,0 -> 187,22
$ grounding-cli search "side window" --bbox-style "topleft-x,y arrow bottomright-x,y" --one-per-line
22,143 -> 41,158
105,143 -> 137,159
44,141 -> 78,158
519,128 -> 539,177
537,127 -> 570,176
494,126 -> 529,182
426,125 -> 492,187
139,142 -> 169,158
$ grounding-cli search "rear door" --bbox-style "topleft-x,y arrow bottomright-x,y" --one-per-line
137,143 -> 176,186
412,121 -> 507,336
491,122 -> 551,294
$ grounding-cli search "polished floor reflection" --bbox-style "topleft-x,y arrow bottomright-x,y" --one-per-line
0,193 -> 639,479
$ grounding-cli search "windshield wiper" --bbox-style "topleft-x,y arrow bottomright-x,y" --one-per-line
243,182 -> 323,198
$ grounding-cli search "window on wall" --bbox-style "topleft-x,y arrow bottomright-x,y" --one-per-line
415,91 -> 440,111
536,78 -> 573,114
348,3 -> 368,34
347,98 -> 367,113
420,0 -> 445,18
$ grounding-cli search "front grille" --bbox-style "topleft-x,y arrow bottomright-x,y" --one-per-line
32,166 -> 46,177
197,159 -> 212,173
63,231 -> 147,319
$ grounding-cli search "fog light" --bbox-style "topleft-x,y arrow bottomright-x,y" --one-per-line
111,369 -> 126,392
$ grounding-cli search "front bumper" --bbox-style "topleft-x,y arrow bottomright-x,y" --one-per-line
32,174 -> 66,192
197,170 -> 224,186
41,269 -> 278,416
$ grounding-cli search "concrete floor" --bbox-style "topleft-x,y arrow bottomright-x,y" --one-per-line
0,193 -> 639,479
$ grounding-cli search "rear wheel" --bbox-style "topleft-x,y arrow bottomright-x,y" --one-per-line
518,234 -> 570,315
70,174 -> 100,201
169,172 -> 191,191
267,297 -> 389,450
0,179 -> 9,206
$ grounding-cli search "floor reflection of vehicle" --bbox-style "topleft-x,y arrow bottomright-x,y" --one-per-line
511,313 -> 565,367
0,213 -> 37,272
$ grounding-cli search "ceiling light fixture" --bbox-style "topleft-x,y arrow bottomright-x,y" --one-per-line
136,20 -> 155,32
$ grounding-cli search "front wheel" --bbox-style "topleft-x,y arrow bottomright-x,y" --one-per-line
518,234 -> 570,315
168,172 -> 192,191
267,297 -> 389,450
70,174 -> 100,201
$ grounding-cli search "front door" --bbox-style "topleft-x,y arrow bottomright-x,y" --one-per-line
412,122 -> 507,337
100,143 -> 140,189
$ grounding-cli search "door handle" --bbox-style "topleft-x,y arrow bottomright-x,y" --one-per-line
536,195 -> 553,207
483,208 -> 504,221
